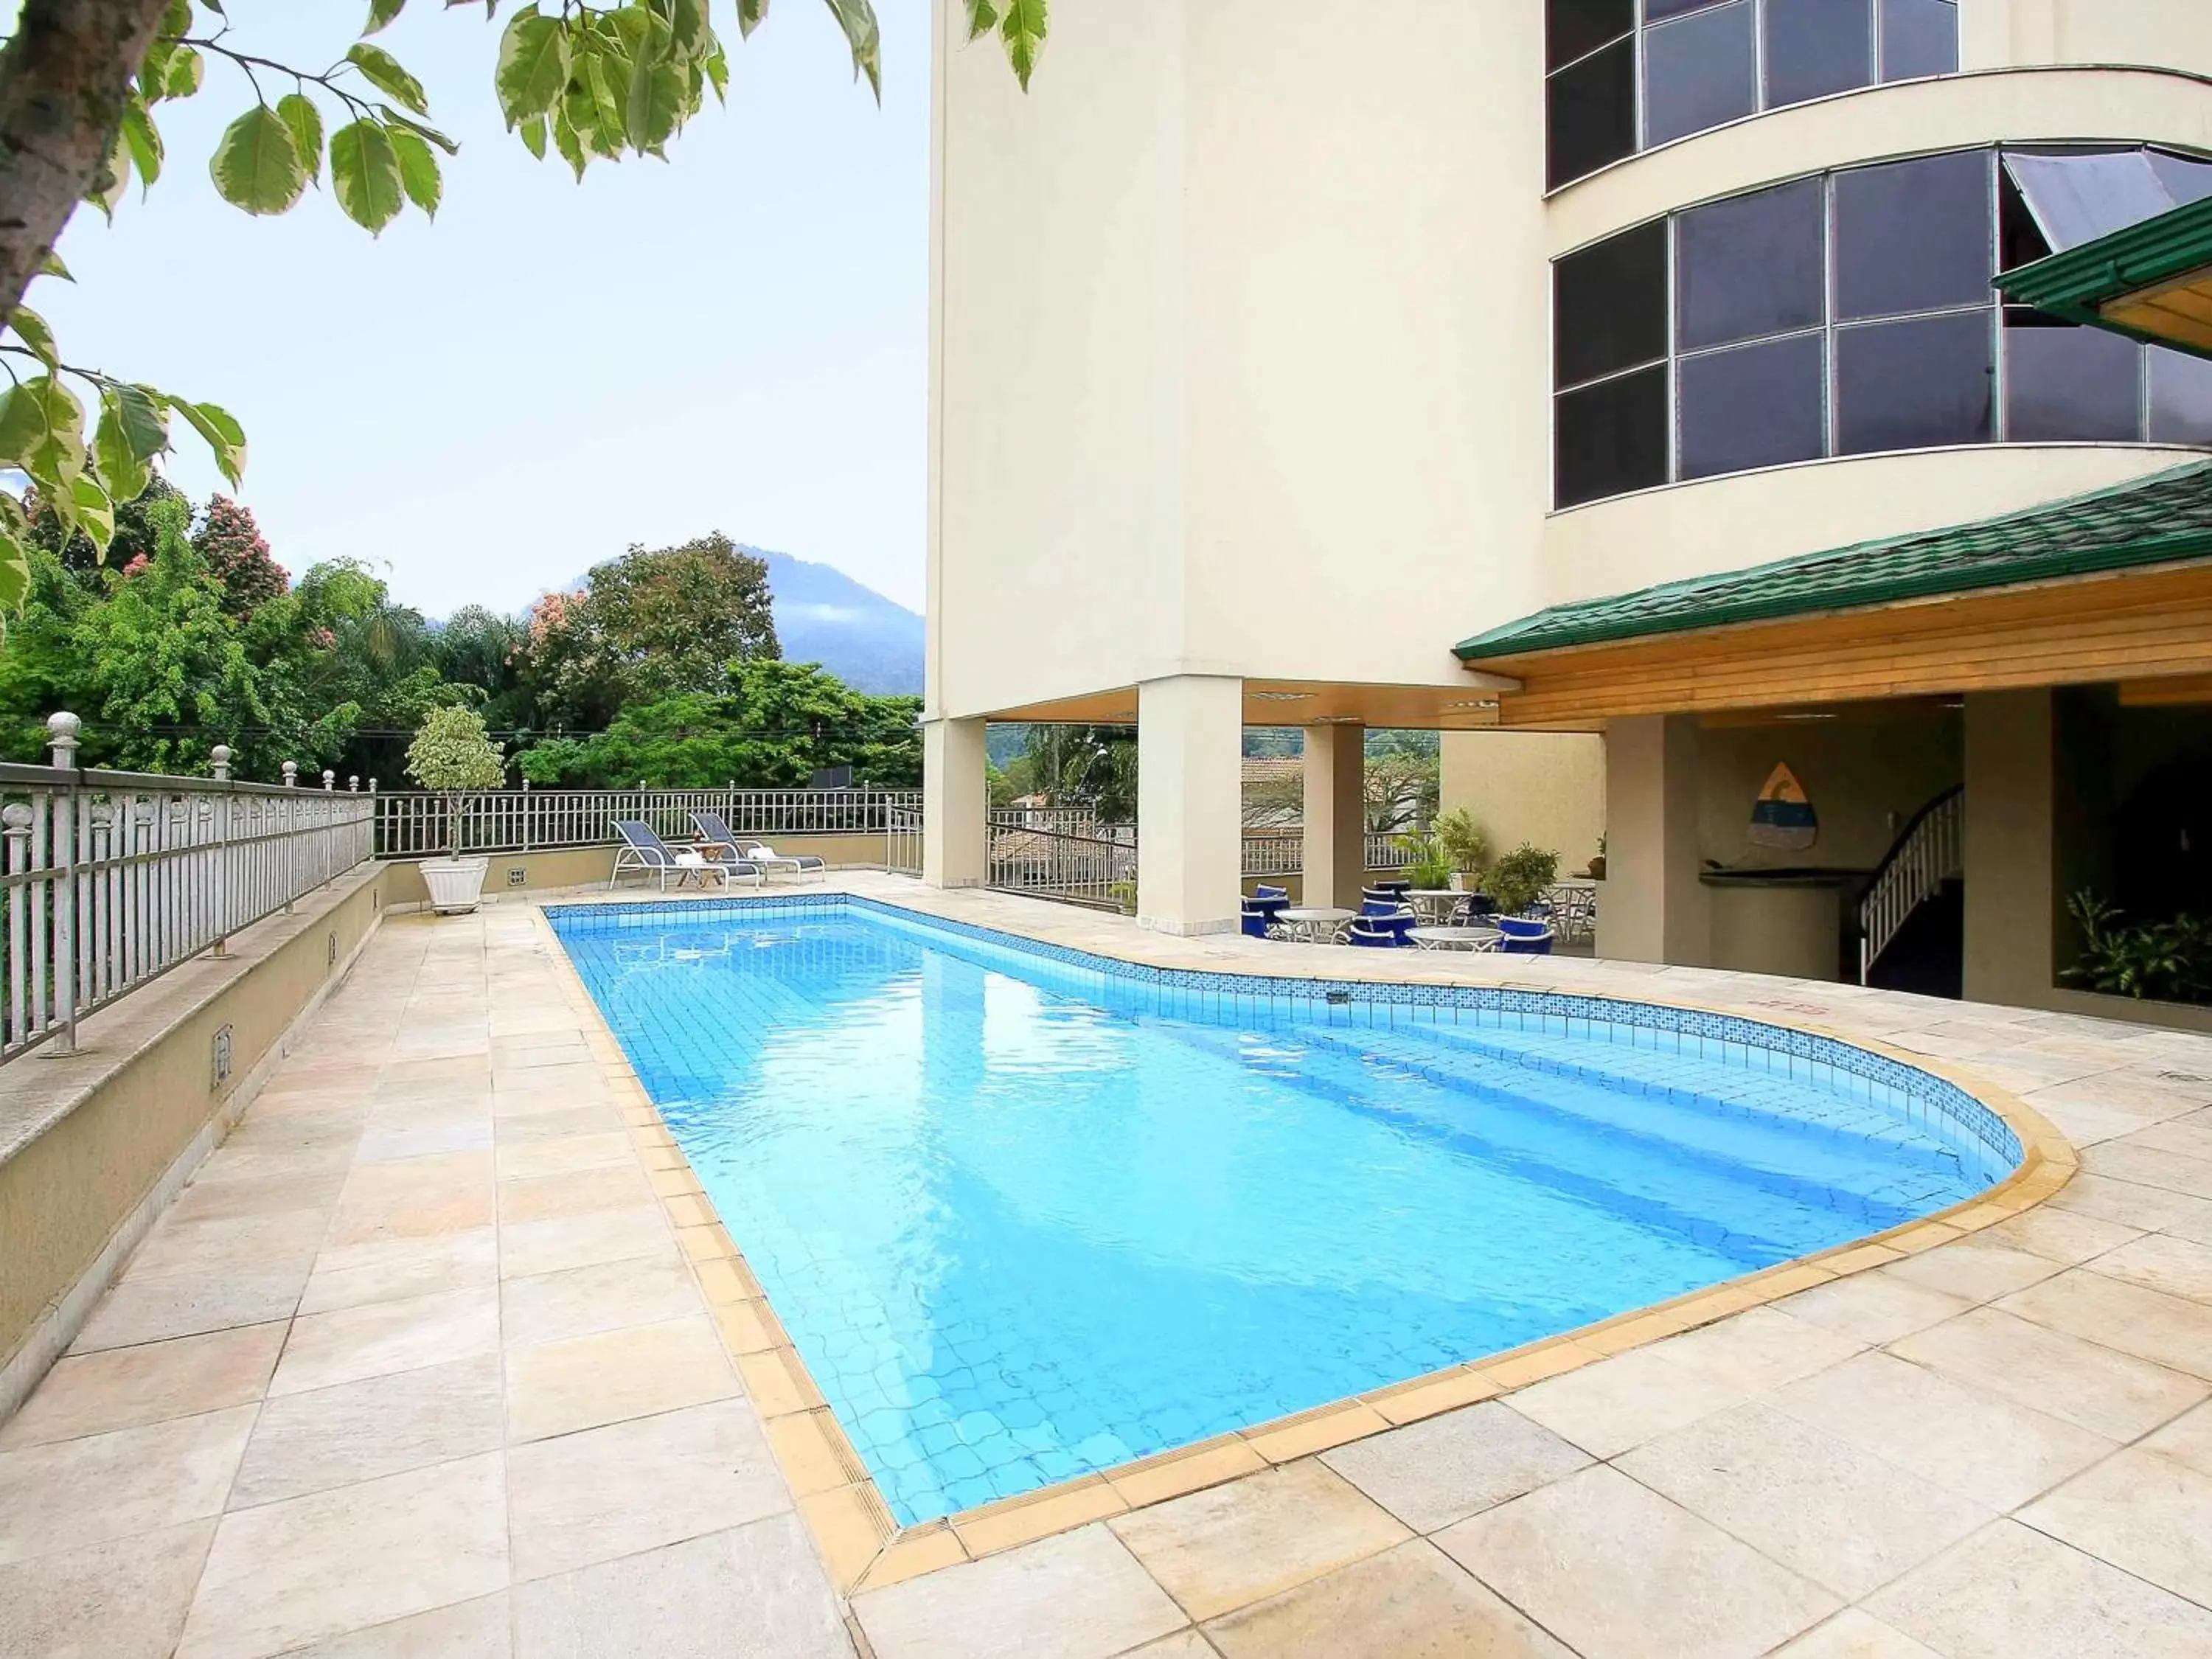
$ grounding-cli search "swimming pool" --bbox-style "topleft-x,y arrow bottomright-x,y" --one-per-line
549,896 -> 2018,1526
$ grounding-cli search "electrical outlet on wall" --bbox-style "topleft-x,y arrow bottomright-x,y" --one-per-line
507,867 -> 527,888
212,1025 -> 233,1088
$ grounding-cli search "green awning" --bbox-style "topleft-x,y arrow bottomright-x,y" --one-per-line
1455,459 -> 2212,661
1995,195 -> 2212,361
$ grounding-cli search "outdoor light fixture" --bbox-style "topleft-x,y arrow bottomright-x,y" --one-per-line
1248,691 -> 1315,702
1443,699 -> 1500,711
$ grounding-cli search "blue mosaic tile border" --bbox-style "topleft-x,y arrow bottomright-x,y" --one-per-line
544,893 -> 2025,1185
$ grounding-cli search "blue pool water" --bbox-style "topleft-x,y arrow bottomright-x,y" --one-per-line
550,897 -> 2013,1526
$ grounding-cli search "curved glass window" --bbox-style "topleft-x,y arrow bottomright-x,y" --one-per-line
1552,145 -> 2212,509
1546,0 -> 1958,190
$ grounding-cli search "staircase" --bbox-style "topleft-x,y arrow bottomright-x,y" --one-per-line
1859,786 -> 1964,990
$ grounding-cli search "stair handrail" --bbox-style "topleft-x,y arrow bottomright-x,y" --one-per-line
1858,785 -> 1965,984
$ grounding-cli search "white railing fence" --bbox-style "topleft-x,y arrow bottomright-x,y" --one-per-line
1241,830 -> 1415,877
0,714 -> 375,1064
988,810 -> 1138,909
375,787 -> 925,858
885,805 -> 923,879
1859,786 -> 1965,984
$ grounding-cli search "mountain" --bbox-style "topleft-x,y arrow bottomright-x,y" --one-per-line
749,546 -> 924,697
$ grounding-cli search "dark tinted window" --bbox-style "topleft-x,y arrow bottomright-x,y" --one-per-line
1557,365 -> 1669,507
1766,0 -> 1873,108
1881,0 -> 1958,79
1646,0 -> 1728,18
1834,151 -> 1992,320
1680,335 -> 1826,479
1548,37 -> 1636,189
2005,314 -> 2143,442
1837,311 -> 1992,453
1676,178 -> 1826,351
1555,221 -> 1668,387
1997,167 -> 2053,274
2151,348 -> 2212,445
1548,0 -> 1632,72
1644,1 -> 1756,147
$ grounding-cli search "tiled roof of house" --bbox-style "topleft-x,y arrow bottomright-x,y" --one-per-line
1454,459 -> 2212,661
1994,195 -> 2212,359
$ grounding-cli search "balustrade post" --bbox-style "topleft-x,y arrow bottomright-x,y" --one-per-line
45,712 -> 78,1054
282,761 -> 297,913
210,746 -> 232,959
4,804 -> 29,1051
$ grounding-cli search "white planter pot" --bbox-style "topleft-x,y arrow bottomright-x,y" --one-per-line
420,856 -> 490,915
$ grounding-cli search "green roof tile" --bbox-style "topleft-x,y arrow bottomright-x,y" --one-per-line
1994,195 -> 2212,357
1455,459 -> 2212,661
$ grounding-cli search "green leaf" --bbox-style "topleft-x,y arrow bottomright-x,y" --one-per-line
69,475 -> 115,556
669,0 -> 712,59
998,0 -> 1046,89
364,0 -> 407,35
0,527 -> 30,616
175,400 -> 247,487
121,95 -> 164,189
380,106 -> 458,154
93,383 -> 168,505
330,119 -> 406,233
818,0 -> 881,99
702,44 -> 729,103
209,103 -> 306,215
625,60 -> 685,153
737,0 -> 766,38
0,384 -> 51,467
165,46 -> 204,100
386,122 -> 442,217
581,51 -> 627,155
550,108 -> 586,178
518,112 -> 547,159
276,93 -> 324,184
345,41 -> 431,116
85,129 -> 130,218
9,305 -> 58,366
7,378 -> 88,505
495,7 -> 571,126
38,251 -> 71,281
961,0 -> 997,43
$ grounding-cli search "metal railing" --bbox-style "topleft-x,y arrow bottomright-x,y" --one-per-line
0,714 -> 375,1064
1239,831 -> 1415,877
885,805 -> 923,878
1860,786 -> 1964,984
989,810 -> 1136,910
375,787 -> 925,858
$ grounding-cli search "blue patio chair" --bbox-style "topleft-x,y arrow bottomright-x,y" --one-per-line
1361,888 -> 1411,915
695,811 -> 825,880
1253,884 -> 1290,901
1495,916 -> 1554,956
1240,896 -> 1289,939
612,821 -> 742,892
1347,916 -> 1414,948
1371,879 -> 1413,897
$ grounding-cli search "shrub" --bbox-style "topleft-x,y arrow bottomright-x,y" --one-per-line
2063,891 -> 2212,1004
1487,843 -> 1560,917
1398,831 -> 1453,891
1433,807 -> 1490,876
405,706 -> 506,856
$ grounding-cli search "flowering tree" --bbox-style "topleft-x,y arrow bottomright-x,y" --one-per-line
192,495 -> 286,617
405,704 -> 505,858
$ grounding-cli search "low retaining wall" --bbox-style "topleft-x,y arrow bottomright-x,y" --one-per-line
0,864 -> 385,1416
379,832 -> 889,908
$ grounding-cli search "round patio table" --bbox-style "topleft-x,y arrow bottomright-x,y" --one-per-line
1411,925 -> 1502,951
1277,906 -> 1353,942
1404,888 -> 1469,922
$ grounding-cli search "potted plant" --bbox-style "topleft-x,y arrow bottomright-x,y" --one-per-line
1400,830 -> 1454,893
406,706 -> 507,914
1433,807 -> 1490,891
1487,843 -> 1560,917
1587,835 -> 1607,881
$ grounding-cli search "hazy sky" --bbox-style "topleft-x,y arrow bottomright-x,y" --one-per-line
37,0 -> 931,616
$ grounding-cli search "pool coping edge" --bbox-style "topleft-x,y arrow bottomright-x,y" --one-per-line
526,888 -> 2078,1599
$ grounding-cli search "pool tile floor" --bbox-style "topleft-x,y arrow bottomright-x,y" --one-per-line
5,875 -> 2212,1654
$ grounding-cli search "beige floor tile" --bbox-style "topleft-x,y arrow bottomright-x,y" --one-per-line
1436,1464 -> 1837,1659
1503,1343 -> 1747,1458
1118,1638 -> 1214,1659
1644,1306 -> 1866,1394
273,1593 -> 510,1658
0,1405 -> 256,1565
270,1284 -> 501,1397
493,1061 -> 607,1097
504,1399 -> 792,1582
164,1168 -> 350,1226
1866,1519 -> 2212,1659
2046,1169 -> 2212,1234
193,1141 -> 358,1183
2019,1445 -> 2212,1607
176,1452 -> 508,1659
500,1254 -> 703,1348
1771,1349 -> 2114,1511
0,1323 -> 284,1450
298,1228 -> 499,1316
2081,1140 -> 2212,1200
71,1259 -> 311,1352
853,1523 -> 1186,1659
1997,1265 -> 2212,1379
492,1104 -> 625,1144
1985,1205 -> 2142,1265
1769,1609 -> 1942,1658
0,1517 -> 214,1659
1202,1537 -> 1568,1659
355,1120 -> 496,1163
2084,1232 -> 2212,1305
504,1314 -> 737,1442
1889,1306 -> 2208,1440
232,1353 -> 505,1508
329,1151 -> 496,1247
1109,1459 -> 1408,1623
498,1203 -> 679,1279
1777,1272 -> 1972,1346
495,1133 -> 635,1182
1882,1239 -> 2066,1304
511,1514 -> 849,1659
2143,1396 -> 2212,1474
1318,1400 -> 1590,1534
1617,1401 -> 1992,1601
498,1162 -> 656,1226
122,1208 -> 330,1281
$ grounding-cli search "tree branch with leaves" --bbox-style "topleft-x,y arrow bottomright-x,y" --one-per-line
0,0 -> 1047,631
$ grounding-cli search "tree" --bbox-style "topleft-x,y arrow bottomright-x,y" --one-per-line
406,704 -> 506,858
0,1 -> 1050,619
587,534 -> 779,700
24,470 -> 185,572
1001,724 -> 1138,821
192,495 -> 286,616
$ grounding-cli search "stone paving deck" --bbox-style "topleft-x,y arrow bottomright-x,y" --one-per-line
5,875 -> 2212,1656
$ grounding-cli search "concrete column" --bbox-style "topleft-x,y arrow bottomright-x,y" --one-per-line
1963,689 -> 2055,1006
1301,723 -> 1366,910
1137,674 -> 1244,935
1595,714 -> 1709,966
922,717 -> 988,888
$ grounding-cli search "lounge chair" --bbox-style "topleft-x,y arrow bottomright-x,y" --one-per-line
611,821 -> 748,891
694,812 -> 827,881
